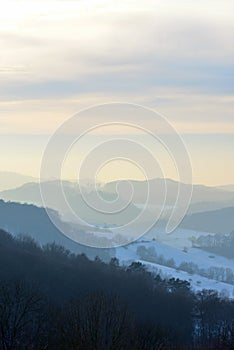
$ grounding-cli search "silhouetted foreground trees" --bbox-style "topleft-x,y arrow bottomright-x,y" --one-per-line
0,229 -> 234,349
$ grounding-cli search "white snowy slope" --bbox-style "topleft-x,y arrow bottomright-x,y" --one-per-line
145,227 -> 216,249
115,236 -> 234,298
139,261 -> 234,298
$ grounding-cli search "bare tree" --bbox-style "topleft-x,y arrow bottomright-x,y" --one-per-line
60,292 -> 135,350
0,281 -> 46,350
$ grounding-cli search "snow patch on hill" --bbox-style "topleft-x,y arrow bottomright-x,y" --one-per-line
115,235 -> 234,298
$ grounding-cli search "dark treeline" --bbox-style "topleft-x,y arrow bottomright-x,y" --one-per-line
193,231 -> 234,259
0,229 -> 234,349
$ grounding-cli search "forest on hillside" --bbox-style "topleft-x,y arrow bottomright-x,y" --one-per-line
193,231 -> 234,259
0,229 -> 234,349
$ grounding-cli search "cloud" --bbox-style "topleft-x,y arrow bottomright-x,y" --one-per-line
0,89 -> 233,135
0,66 -> 28,74
0,0 -> 233,135
0,0 -> 233,186
0,0 -> 233,87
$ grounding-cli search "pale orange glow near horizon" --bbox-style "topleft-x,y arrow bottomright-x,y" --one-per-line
0,0 -> 233,187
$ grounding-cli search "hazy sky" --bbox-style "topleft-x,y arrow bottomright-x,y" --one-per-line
0,0 -> 233,185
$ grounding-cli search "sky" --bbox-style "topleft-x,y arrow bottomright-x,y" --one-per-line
0,0 -> 233,185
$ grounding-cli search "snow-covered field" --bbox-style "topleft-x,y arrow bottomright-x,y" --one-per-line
139,260 -> 234,298
115,229 -> 234,298
145,227 -> 216,249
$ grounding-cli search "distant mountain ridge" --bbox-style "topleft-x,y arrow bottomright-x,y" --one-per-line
1,177 -> 234,234
0,180 -> 141,227
102,178 -> 234,211
0,171 -> 37,191
1,178 -> 234,222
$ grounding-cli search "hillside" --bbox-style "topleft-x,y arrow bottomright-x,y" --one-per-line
0,181 -> 140,226
116,238 -> 234,297
180,207 -> 234,234
0,199 -> 111,261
